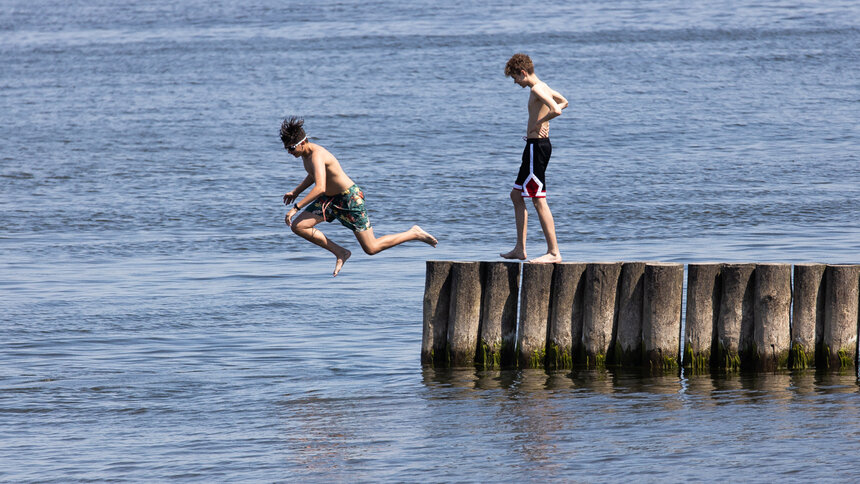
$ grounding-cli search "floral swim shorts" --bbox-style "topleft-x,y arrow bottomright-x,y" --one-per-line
304,184 -> 372,232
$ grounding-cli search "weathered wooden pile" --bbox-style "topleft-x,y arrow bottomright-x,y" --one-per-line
422,261 -> 860,371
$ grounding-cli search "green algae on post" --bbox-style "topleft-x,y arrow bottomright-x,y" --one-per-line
479,261 -> 520,369
822,265 -> 859,371
548,263 -> 586,370
527,348 -> 546,369
517,263 -> 554,369
584,353 -> 607,368
478,341 -> 502,369
716,264 -> 756,371
715,340 -> 742,371
582,262 -> 622,369
791,264 -> 826,370
422,261 -> 453,366
446,262 -> 483,367
684,344 -> 710,372
642,263 -> 683,370
616,262 -> 646,367
649,354 -> 678,371
790,343 -> 809,369
753,264 -> 792,371
546,342 -> 573,370
684,263 -> 722,371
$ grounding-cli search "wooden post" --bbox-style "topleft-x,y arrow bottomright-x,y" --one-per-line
582,262 -> 622,366
479,261 -> 520,368
753,263 -> 791,371
422,260 -> 453,366
715,263 -> 755,370
642,263 -> 683,370
518,263 -> 554,368
822,264 -> 859,370
684,263 -> 721,371
447,262 -> 482,367
792,263 -> 826,369
547,262 -> 587,369
616,262 -> 646,366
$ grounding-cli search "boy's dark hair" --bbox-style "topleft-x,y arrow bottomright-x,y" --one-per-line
280,116 -> 306,145
504,53 -> 534,77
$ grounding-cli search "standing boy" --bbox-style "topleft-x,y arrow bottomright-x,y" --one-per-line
280,117 -> 437,277
501,53 -> 568,263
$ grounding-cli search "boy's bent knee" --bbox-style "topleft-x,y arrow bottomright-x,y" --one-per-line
353,230 -> 380,255
290,219 -> 312,235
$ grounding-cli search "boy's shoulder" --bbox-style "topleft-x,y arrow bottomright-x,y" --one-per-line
309,143 -> 336,160
531,80 -> 552,92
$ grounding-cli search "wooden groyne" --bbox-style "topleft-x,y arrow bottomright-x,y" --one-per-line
422,261 -> 860,372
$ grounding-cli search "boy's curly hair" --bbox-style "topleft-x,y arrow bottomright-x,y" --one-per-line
505,53 -> 534,77
280,116 -> 306,145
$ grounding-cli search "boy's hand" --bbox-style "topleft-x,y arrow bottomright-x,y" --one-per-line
286,206 -> 298,227
283,191 -> 296,205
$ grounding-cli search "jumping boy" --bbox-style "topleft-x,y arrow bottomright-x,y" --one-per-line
280,117 -> 437,277
501,53 -> 568,263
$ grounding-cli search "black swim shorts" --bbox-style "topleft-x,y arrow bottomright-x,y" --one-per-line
513,137 -> 551,198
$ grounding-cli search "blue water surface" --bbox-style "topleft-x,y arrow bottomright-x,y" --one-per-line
2,0 -> 859,480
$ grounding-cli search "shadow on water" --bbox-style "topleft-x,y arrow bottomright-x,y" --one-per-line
422,366 -> 681,393
416,367 -> 860,478
422,366 -> 859,400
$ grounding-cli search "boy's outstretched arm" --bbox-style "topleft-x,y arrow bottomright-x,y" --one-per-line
283,174 -> 314,205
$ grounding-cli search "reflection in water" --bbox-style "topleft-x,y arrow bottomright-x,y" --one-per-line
279,368 -> 859,479
421,367 -> 860,398
281,393 -> 367,475
416,368 -> 860,479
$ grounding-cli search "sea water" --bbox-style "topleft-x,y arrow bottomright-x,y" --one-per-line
2,0 -> 859,480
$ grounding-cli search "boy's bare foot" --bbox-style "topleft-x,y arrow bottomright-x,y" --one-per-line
529,252 -> 562,264
412,225 -> 438,247
333,249 -> 351,277
500,249 -> 527,260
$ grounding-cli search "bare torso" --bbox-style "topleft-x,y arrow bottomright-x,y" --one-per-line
527,82 -> 551,138
303,144 -> 355,195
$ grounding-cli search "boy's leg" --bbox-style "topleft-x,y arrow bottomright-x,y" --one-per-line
353,225 -> 437,256
289,212 -> 352,276
529,197 -> 562,263
501,188 -> 528,260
